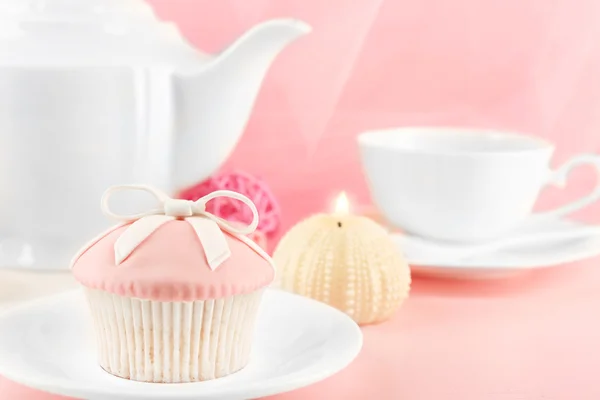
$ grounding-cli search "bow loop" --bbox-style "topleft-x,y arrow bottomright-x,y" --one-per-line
191,201 -> 207,214
101,184 -> 260,270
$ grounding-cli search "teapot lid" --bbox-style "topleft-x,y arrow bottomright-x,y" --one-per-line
0,0 -> 208,66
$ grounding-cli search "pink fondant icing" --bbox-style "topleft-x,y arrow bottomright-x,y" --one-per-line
71,220 -> 274,302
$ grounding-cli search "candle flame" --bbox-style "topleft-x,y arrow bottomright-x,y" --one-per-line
334,191 -> 350,214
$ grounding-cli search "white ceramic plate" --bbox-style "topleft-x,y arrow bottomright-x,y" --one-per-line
0,289 -> 362,400
392,218 -> 600,279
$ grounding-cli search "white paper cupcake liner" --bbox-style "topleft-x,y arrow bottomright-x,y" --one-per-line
85,288 -> 264,383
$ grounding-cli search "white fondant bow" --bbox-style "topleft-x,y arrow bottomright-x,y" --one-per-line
101,184 -> 260,270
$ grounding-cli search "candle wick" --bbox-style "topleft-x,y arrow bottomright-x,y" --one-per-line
337,221 -> 342,228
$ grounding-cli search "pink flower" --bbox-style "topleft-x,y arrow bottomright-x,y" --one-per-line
178,170 -> 281,244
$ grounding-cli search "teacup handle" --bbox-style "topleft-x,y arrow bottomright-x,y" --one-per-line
534,154 -> 600,220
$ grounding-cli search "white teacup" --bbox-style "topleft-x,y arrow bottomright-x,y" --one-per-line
358,127 -> 600,242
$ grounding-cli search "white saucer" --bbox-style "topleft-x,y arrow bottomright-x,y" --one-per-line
392,218 -> 600,279
0,289 -> 362,400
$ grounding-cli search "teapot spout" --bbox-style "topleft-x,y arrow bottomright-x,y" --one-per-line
172,19 -> 311,190
216,19 -> 312,71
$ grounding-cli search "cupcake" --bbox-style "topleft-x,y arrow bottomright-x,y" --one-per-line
70,184 -> 274,383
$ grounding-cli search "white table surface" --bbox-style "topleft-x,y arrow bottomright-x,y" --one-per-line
0,269 -> 77,311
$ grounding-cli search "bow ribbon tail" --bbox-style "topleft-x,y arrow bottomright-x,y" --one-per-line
114,215 -> 174,264
187,217 -> 232,270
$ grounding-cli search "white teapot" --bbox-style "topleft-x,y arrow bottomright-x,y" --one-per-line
0,0 -> 310,269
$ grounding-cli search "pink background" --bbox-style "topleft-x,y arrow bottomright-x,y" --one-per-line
4,0 -> 600,399
148,0 -> 600,240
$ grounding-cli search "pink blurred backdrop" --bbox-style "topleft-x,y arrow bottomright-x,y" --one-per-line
5,2 -> 600,399
153,0 -> 600,241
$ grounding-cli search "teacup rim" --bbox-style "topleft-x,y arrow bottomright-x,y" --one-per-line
357,126 -> 554,156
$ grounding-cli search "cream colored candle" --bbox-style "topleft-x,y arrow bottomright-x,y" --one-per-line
273,192 -> 411,325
